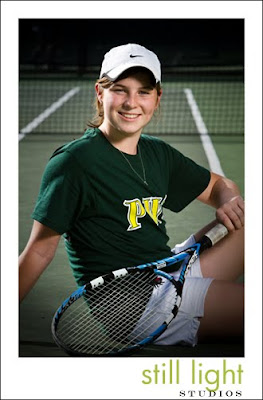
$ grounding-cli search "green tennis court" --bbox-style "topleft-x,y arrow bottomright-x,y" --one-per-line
19,72 -> 244,357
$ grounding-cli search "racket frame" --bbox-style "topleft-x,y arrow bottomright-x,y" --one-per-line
51,223 -> 228,356
52,268 -> 179,357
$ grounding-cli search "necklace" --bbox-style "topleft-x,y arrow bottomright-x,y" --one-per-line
119,145 -> 148,186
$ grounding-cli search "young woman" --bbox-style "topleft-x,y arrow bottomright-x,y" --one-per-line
19,43 -> 244,346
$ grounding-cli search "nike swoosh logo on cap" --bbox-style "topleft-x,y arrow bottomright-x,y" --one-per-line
130,54 -> 143,58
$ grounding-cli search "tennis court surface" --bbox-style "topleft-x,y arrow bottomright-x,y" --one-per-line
19,68 -> 244,357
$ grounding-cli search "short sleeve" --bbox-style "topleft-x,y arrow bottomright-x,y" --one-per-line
164,145 -> 211,212
31,151 -> 92,234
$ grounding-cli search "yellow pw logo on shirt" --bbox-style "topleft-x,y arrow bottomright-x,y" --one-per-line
123,196 -> 167,231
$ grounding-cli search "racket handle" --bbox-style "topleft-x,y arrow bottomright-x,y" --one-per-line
200,223 -> 228,252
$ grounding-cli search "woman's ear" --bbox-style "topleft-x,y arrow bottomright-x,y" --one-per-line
95,83 -> 103,104
155,88 -> 162,110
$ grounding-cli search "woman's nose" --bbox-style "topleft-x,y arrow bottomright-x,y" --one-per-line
123,93 -> 137,108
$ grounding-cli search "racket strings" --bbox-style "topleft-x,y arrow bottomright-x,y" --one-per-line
70,278 -> 153,352
82,287 -> 175,355
58,271 -> 152,339
55,271 -> 177,354
59,294 -> 148,353
56,272 -> 155,352
57,273 -> 142,325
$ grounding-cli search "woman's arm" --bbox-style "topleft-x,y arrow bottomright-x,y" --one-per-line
197,172 -> 244,232
19,220 -> 61,302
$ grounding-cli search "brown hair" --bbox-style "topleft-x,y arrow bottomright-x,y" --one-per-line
87,67 -> 162,129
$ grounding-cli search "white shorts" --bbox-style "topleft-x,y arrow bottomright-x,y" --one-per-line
153,235 -> 213,347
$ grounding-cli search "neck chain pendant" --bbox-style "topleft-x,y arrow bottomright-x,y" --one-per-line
119,145 -> 148,186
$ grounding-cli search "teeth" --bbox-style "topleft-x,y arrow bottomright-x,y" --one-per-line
121,113 -> 138,119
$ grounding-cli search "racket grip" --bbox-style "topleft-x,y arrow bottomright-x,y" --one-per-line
199,223 -> 228,253
205,223 -> 228,246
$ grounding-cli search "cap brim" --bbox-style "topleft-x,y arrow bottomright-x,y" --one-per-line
101,61 -> 160,83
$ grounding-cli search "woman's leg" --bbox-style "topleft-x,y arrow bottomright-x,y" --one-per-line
191,221 -> 244,342
198,280 -> 244,342
194,221 -> 244,281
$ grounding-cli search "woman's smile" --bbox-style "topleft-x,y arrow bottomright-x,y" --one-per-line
118,112 -> 141,121
97,70 -> 162,139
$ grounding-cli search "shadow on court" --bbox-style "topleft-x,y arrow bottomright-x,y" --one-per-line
19,340 -> 244,358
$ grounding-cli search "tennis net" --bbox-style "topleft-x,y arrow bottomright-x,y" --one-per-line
19,66 -> 244,139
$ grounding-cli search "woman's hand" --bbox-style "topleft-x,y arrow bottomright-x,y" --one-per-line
197,173 -> 245,232
215,195 -> 244,232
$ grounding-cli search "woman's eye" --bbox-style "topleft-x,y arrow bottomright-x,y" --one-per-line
139,90 -> 151,95
113,88 -> 125,93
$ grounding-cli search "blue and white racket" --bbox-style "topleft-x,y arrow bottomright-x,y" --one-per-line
51,223 -> 228,356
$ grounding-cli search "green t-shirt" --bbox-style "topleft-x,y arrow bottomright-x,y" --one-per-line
32,128 -> 210,285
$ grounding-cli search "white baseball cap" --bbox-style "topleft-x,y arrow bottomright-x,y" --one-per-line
99,43 -> 161,83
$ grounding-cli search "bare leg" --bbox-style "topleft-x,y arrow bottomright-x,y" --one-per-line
198,280 -> 244,342
194,221 -> 244,281
192,221 -> 244,342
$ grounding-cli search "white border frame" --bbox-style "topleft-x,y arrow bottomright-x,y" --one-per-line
1,2 -> 262,399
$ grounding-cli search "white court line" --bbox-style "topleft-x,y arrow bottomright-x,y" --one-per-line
19,86 -> 80,141
184,88 -> 225,176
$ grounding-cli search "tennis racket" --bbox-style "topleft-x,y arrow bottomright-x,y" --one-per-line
51,223 -> 228,356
